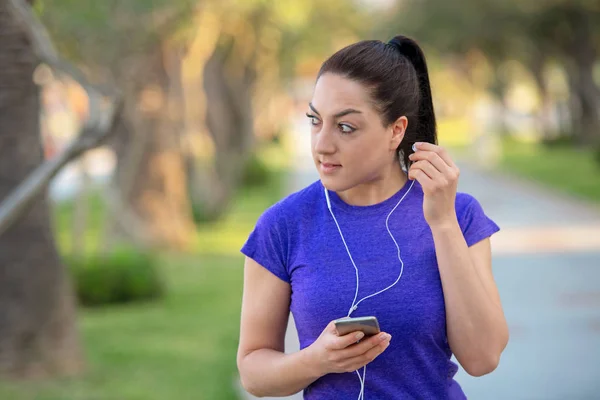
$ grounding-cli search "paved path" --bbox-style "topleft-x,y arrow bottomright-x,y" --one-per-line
239,129 -> 600,399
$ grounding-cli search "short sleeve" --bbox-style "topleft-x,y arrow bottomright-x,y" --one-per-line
457,194 -> 500,247
240,203 -> 290,283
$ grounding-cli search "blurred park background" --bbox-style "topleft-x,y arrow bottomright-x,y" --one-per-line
0,0 -> 599,399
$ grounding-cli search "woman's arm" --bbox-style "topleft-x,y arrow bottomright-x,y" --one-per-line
236,256 -> 321,397
237,257 -> 392,396
431,224 -> 509,376
408,142 -> 509,377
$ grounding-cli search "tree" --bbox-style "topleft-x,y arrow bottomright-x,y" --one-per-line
379,0 -> 600,145
38,0 -> 198,250
0,0 -> 83,378
168,0 -> 368,220
38,0 -> 369,232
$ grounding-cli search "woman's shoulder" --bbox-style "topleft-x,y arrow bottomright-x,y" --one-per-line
453,190 -> 500,243
454,191 -> 488,221
455,191 -> 480,210
256,179 -> 323,226
283,179 -> 325,210
454,190 -> 496,217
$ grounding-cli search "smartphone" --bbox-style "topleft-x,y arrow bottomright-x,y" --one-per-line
334,316 -> 381,337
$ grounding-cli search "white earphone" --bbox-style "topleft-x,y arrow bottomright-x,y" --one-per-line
324,177 -> 415,400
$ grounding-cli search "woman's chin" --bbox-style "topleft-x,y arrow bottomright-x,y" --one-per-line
319,175 -> 350,192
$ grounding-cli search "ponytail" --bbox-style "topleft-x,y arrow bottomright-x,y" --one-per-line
387,35 -> 437,169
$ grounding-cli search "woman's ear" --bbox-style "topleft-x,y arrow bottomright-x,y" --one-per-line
390,116 -> 408,151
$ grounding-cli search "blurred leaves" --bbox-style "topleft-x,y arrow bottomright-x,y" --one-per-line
37,0 -> 196,77
67,245 -> 164,307
376,0 -> 600,145
36,0 -> 368,82
379,0 -> 600,58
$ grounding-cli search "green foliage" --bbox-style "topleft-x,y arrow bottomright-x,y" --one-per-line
376,0 -> 600,148
193,167 -> 285,255
37,0 -> 196,64
379,0 -> 600,60
241,151 -> 273,188
188,151 -> 275,225
66,246 -> 164,307
190,199 -> 227,224
0,253 -> 242,400
594,145 -> 600,167
190,152 -> 284,228
500,136 -> 600,203
51,187 -> 107,256
0,161 -> 286,400
541,134 -> 576,148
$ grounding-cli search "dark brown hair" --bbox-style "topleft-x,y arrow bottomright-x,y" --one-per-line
317,35 -> 437,171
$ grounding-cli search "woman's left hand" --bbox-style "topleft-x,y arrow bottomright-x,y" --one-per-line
408,142 -> 460,228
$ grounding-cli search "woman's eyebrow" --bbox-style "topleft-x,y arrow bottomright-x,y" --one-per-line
309,102 -> 363,118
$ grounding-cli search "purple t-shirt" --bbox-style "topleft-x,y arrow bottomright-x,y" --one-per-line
241,178 -> 500,399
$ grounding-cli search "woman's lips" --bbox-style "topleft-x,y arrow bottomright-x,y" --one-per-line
320,162 -> 341,174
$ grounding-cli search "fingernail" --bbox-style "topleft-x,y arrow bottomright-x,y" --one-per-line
412,143 -> 418,152
356,332 -> 365,340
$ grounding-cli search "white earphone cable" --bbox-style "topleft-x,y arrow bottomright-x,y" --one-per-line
324,179 -> 415,400
325,195 -> 361,316
356,365 -> 366,400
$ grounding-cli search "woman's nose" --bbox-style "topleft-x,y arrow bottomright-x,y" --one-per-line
313,126 -> 336,154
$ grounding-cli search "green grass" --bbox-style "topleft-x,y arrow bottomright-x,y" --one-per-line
0,254 -> 244,400
52,187 -> 107,255
498,137 -> 600,204
0,162 -> 287,399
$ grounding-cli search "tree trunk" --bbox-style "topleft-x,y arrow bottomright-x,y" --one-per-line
188,44 -> 256,220
109,46 -> 195,251
569,57 -> 600,147
528,53 -> 557,140
0,0 -> 83,379
489,61 -> 512,138
561,7 -> 600,146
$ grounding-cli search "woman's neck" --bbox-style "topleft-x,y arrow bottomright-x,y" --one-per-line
336,161 -> 408,206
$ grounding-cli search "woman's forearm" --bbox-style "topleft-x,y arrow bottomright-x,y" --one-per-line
430,219 -> 508,376
239,347 -> 322,397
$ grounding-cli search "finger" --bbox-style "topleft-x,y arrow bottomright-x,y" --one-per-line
342,338 -> 391,371
318,321 -> 336,341
410,160 -> 443,181
337,332 -> 391,359
408,167 -> 435,193
409,151 -> 450,174
408,166 -> 433,185
408,164 -> 433,185
413,142 -> 457,169
331,330 -> 367,350
326,320 -> 337,333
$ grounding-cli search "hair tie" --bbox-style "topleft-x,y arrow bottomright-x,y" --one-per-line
387,38 -> 404,54
387,37 -> 419,70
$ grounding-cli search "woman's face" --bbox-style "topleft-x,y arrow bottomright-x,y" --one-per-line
308,73 -> 405,192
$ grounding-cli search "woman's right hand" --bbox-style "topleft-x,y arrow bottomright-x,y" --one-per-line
306,320 -> 392,376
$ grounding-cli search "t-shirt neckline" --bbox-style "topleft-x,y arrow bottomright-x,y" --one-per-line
323,178 -> 415,217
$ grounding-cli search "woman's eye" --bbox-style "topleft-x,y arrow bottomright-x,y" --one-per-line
306,113 -> 320,126
339,124 -> 355,134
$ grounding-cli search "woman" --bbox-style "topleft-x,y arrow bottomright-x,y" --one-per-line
237,35 -> 509,400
